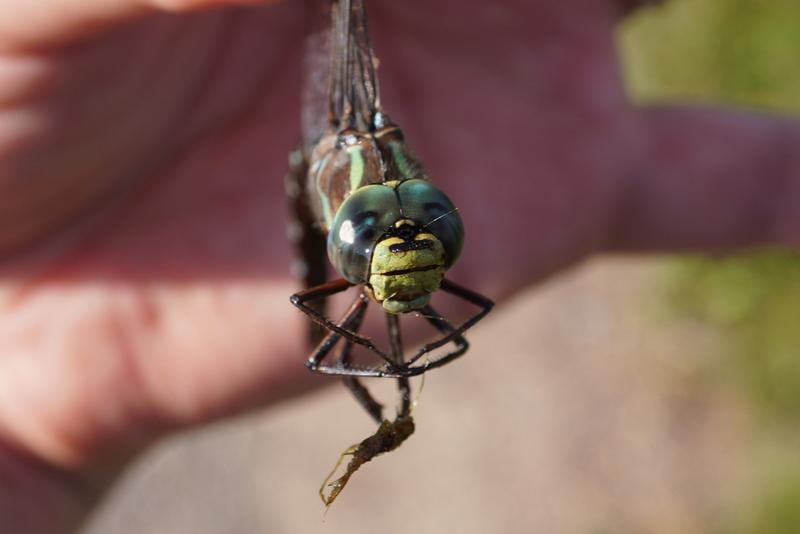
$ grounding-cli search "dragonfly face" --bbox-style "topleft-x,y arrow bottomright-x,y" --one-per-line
328,178 -> 464,313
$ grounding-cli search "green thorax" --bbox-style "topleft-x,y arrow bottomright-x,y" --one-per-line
306,125 -> 427,232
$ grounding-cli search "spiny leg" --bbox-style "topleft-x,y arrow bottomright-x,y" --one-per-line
336,292 -> 384,423
405,278 -> 494,368
341,375 -> 384,424
305,291 -> 369,371
291,279 -> 396,367
386,313 -> 411,418
410,304 -> 469,371
294,278 -> 494,378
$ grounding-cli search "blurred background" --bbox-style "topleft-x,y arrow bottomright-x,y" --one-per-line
82,1 -> 800,532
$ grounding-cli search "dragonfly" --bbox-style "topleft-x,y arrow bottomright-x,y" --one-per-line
286,0 -> 493,504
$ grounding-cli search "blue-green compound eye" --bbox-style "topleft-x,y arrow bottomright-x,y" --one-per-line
328,184 -> 401,283
396,179 -> 464,268
327,179 -> 465,284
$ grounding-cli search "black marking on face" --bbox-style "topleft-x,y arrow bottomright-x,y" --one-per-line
389,239 -> 435,253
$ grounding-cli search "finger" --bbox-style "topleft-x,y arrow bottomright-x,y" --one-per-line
0,0 -> 275,52
609,105 -> 800,251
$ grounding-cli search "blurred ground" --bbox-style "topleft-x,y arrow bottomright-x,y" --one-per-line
82,259 -> 753,534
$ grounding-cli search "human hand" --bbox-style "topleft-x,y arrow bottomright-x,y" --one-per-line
0,1 -> 798,532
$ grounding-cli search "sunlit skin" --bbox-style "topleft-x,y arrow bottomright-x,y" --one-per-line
1,0 -> 799,531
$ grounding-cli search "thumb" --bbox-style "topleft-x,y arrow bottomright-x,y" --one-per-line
0,0 -> 277,51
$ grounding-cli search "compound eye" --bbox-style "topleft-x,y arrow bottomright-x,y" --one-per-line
397,179 -> 464,268
328,185 -> 401,283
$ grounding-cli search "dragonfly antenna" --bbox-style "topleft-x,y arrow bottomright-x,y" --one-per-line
421,207 -> 461,230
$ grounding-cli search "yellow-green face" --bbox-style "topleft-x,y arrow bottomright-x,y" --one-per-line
327,179 -> 465,313
369,232 -> 446,314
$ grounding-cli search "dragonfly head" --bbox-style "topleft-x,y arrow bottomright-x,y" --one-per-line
327,179 -> 464,314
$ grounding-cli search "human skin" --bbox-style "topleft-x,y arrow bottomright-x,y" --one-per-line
0,0 -> 798,531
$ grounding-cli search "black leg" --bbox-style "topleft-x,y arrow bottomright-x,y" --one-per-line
406,304 -> 469,371
292,279 -> 398,367
335,294 -> 385,423
293,277 -> 493,379
342,375 -> 384,424
386,313 -> 412,417
405,278 -> 493,367
305,290 -> 369,370
301,287 -> 402,378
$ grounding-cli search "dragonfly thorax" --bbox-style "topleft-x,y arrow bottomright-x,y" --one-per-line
327,179 -> 465,314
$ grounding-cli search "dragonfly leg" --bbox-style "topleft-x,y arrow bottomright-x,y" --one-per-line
292,279 -> 396,366
329,278 -> 491,379
404,278 -> 494,370
305,290 -> 369,371
407,304 -> 469,370
334,294 -> 385,423
341,374 -> 384,424
386,313 -> 411,418
292,279 -> 492,378
299,285 -> 406,378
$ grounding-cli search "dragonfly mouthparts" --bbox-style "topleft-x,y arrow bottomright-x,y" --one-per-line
389,239 -> 435,253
